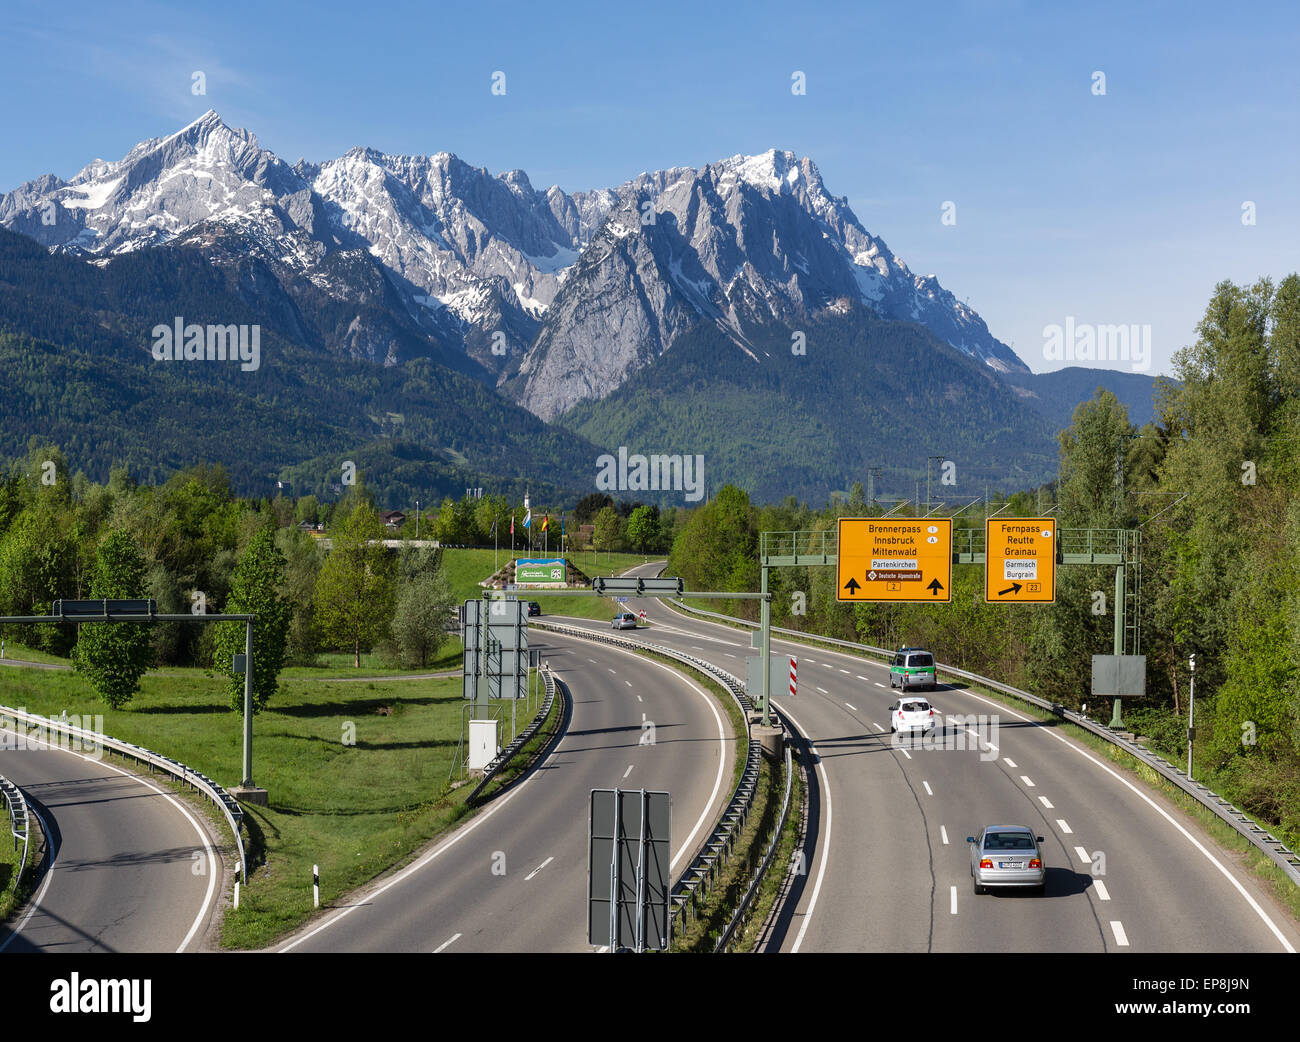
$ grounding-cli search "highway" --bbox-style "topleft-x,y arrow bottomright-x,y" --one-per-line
555,564 -> 1300,954
279,626 -> 736,952
0,719 -> 221,953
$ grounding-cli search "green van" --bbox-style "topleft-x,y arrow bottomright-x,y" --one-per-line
890,647 -> 937,691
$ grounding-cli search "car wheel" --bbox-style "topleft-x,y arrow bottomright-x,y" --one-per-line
972,873 -> 984,896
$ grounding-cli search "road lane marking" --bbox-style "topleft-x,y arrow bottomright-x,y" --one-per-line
622,765 -> 634,779
899,748 -> 912,760
282,633 -> 728,951
608,668 -> 617,674
1074,846 -> 1092,864
433,933 -> 462,953
923,781 -> 933,796
588,658 -> 598,664
950,886 -> 958,914
1004,758 -> 1017,767
817,686 -> 828,694
723,653 -> 736,659
625,680 -> 632,687
845,702 -> 857,710
1056,819 -> 1072,834
1020,775 -> 1035,787
1038,796 -> 1054,809
636,695 -> 643,702
934,684 -> 1298,952
782,700 -> 832,955
1110,921 -> 1129,947
856,675 -> 869,681
691,646 -> 704,651
839,669 -> 850,674
0,804 -> 54,953
940,825 -> 949,845
525,857 -> 554,881
872,723 -> 884,732
874,682 -> 887,688
1094,880 -> 1111,900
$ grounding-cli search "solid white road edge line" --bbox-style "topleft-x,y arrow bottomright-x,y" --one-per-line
778,699 -> 831,955
432,932 -> 462,952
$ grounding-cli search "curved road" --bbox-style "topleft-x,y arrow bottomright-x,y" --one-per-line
557,563 -> 1300,955
279,626 -> 736,952
0,718 -> 221,953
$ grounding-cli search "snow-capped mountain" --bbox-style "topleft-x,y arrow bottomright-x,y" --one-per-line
1,111 -> 1029,416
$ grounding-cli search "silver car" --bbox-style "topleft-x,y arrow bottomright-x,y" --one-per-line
611,611 -> 638,630
968,826 -> 1046,895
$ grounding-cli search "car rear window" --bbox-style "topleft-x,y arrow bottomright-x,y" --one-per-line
908,654 -> 934,668
902,701 -> 930,713
985,833 -> 1034,850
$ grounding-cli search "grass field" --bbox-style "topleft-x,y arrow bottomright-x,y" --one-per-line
0,659 -> 549,948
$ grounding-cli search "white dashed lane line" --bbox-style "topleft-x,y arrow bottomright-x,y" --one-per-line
817,686 -> 828,694
1020,775 -> 1035,787
1056,819 -> 1072,834
950,886 -> 958,915
1074,846 -> 1092,865
1039,796 -> 1054,809
922,781 -> 933,796
433,933 -> 462,953
875,682 -> 887,689
1110,921 -> 1130,947
1004,758 -> 1017,768
524,857 -> 554,881
622,765 -> 634,779
845,703 -> 857,711
1094,880 -> 1111,900
872,723 -> 884,732
940,825 -> 949,845
856,675 -> 869,681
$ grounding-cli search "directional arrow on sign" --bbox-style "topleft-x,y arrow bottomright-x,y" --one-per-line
844,577 -> 861,595
998,583 -> 1023,597
927,579 -> 944,596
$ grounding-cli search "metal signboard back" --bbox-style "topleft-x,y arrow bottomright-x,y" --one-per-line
588,788 -> 671,951
1091,654 -> 1147,698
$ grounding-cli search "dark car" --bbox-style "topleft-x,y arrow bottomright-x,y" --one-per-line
527,601 -> 542,617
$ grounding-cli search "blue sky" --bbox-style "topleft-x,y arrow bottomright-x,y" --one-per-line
2,0 -> 1296,377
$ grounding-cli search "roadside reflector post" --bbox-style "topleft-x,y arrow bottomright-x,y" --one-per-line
313,864 -> 319,909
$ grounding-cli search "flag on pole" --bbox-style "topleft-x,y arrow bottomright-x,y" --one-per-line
560,512 -> 565,536
510,513 -> 514,535
523,508 -> 532,529
490,517 -> 497,538
541,513 -> 549,533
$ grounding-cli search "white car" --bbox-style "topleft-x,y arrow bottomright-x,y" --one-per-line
888,697 -> 936,734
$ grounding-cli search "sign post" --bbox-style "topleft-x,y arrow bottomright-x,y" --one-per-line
836,518 -> 952,603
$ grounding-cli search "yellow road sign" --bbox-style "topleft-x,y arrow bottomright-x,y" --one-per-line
836,518 -> 952,602
985,518 -> 1057,603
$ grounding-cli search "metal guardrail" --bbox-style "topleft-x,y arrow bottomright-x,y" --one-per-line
465,666 -> 559,806
0,704 -> 247,884
529,619 -> 770,940
0,774 -> 30,891
665,598 -> 1300,889
714,742 -> 793,953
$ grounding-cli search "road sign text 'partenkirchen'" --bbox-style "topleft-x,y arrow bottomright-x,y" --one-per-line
836,518 -> 952,603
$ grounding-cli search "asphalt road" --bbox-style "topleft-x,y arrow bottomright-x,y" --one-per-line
279,626 -> 735,952
0,719 -> 221,953
556,565 -> 1300,954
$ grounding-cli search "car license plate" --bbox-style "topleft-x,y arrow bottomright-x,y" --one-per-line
999,861 -> 1024,869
